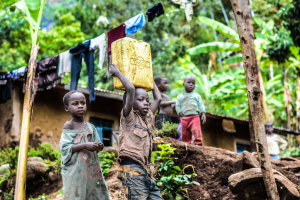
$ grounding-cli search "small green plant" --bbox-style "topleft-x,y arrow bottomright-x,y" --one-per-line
2,189 -> 14,200
280,147 -> 300,158
98,151 -> 118,177
152,144 -> 200,199
157,121 -> 179,138
56,188 -> 64,196
28,142 -> 61,171
29,193 -> 49,200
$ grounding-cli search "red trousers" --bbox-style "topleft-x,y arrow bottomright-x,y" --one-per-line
181,115 -> 202,146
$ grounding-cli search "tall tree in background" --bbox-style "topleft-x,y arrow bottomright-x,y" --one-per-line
230,0 -> 279,199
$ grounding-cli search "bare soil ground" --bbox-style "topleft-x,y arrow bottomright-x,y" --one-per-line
36,138 -> 300,199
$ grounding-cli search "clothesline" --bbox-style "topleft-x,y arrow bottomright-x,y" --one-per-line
0,3 -> 166,104
1,1 -> 198,104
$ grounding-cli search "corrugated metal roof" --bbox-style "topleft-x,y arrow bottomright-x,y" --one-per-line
61,83 -> 299,136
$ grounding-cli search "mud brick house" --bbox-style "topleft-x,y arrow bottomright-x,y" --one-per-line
0,80 -> 298,152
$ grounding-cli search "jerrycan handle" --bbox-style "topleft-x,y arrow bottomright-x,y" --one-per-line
132,39 -> 143,43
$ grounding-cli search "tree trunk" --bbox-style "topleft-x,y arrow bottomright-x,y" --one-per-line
15,44 -> 39,200
238,0 -> 257,151
283,66 -> 292,148
269,64 -> 275,93
230,1 -> 279,200
248,104 -> 256,152
296,77 -> 300,146
210,6 -> 223,71
201,57 -> 205,74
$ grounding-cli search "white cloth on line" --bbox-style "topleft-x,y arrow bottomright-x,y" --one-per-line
58,51 -> 72,77
90,33 -> 106,69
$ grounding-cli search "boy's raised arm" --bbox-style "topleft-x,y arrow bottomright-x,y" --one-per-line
150,81 -> 162,114
110,64 -> 135,117
160,101 -> 176,107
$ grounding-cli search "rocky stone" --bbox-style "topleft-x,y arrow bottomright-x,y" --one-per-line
228,168 -> 300,200
200,191 -> 211,199
48,172 -> 57,182
27,158 -> 48,181
28,157 -> 43,162
242,151 -> 260,168
0,164 -> 9,175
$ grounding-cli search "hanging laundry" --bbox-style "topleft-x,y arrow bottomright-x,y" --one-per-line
11,66 -> 26,81
146,3 -> 165,22
171,0 -> 198,22
90,33 -> 106,69
58,51 -> 73,77
107,24 -> 125,69
0,73 -> 11,104
0,72 -> 10,80
70,40 -> 96,104
125,13 -> 146,35
36,55 -> 61,91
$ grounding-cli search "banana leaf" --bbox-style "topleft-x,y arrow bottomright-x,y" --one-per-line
188,42 -> 240,55
14,0 -> 46,45
198,16 -> 240,43
222,54 -> 243,65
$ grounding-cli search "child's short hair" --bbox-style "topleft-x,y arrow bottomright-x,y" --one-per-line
63,91 -> 83,107
154,76 -> 165,85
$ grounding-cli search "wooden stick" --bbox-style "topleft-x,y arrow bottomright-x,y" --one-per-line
15,44 -> 39,200
230,1 -> 279,199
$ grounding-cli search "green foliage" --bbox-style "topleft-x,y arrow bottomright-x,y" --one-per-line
267,28 -> 293,64
280,147 -> 300,158
0,147 -> 19,171
279,0 -> 300,47
1,189 -> 14,200
28,142 -> 61,168
29,193 -> 49,200
152,144 -> 199,199
157,121 -> 179,138
198,16 -> 240,43
98,151 -> 118,177
14,0 -> 46,45
188,42 -> 240,55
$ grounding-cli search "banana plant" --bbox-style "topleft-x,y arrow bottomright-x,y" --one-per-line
14,0 -> 46,46
186,16 -> 273,120
9,0 -> 46,199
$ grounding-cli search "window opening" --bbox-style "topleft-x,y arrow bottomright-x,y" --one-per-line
89,117 -> 114,146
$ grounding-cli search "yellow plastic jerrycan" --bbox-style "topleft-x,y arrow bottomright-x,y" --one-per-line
111,37 -> 154,91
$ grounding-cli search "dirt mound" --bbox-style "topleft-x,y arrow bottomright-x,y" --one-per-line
155,137 -> 300,200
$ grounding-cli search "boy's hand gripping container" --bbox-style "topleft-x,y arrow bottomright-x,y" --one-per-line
111,37 -> 154,91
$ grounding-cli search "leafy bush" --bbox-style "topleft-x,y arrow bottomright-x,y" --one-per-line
98,151 -> 118,177
152,144 -> 199,199
157,121 -> 179,138
29,193 -> 49,200
0,147 -> 19,171
0,147 -> 19,197
28,143 -> 61,163
280,147 -> 300,158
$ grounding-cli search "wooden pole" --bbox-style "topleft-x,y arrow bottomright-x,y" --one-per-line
15,44 -> 39,200
230,1 -> 279,199
239,0 -> 257,152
